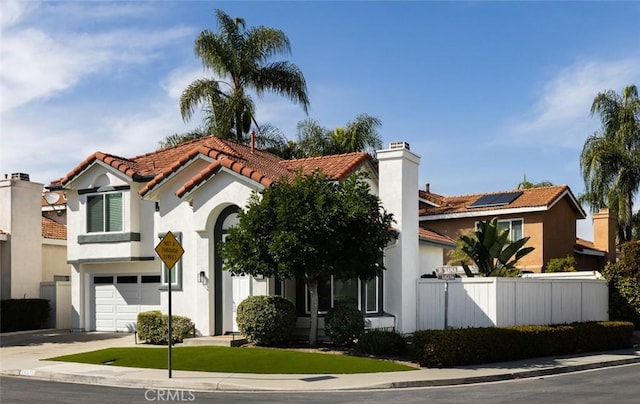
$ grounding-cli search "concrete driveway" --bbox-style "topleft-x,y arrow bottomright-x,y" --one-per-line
0,329 -> 137,373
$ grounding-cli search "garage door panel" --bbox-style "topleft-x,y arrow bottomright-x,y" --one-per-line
95,289 -> 116,299
119,290 -> 140,304
140,289 -> 160,305
116,305 -> 140,314
93,274 -> 161,332
95,304 -> 115,314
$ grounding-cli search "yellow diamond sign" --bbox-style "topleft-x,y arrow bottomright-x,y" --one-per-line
155,231 -> 184,269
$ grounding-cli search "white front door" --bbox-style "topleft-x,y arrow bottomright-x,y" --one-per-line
231,274 -> 251,332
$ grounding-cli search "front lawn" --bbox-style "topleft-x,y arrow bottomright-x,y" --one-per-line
46,346 -> 416,374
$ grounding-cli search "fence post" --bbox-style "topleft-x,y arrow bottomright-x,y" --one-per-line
443,281 -> 449,330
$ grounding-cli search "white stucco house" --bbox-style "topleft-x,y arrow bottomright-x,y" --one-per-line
52,137 -> 455,335
1,173 -> 69,300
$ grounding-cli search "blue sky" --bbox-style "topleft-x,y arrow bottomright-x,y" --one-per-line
1,0 -> 639,240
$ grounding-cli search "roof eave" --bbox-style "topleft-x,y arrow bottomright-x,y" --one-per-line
420,205 -> 549,221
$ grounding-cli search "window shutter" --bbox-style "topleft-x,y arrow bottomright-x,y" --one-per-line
87,195 -> 104,232
105,193 -> 123,232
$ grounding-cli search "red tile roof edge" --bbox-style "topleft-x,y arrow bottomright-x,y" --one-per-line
139,146 -> 224,196
574,237 -> 605,253
175,159 -> 274,198
419,227 -> 457,246
60,152 -> 137,185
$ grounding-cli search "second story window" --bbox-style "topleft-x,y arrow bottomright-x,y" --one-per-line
498,219 -> 523,242
87,192 -> 123,233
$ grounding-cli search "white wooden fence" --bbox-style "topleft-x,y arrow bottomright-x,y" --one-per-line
416,277 -> 608,330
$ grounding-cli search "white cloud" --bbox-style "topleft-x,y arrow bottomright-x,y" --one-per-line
504,58 -> 640,147
0,25 -> 192,112
162,66 -> 208,100
0,0 -> 33,29
0,1 -> 197,182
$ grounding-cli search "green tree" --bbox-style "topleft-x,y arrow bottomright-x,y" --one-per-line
295,114 -> 383,157
180,9 -> 309,142
457,217 -> 534,277
580,84 -> 640,242
219,171 -> 395,345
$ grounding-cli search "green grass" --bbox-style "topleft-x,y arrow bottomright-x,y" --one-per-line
45,346 -> 416,374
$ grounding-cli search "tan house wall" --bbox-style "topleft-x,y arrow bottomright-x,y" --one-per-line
423,196 -> 582,273
42,241 -> 70,282
541,198 -> 579,269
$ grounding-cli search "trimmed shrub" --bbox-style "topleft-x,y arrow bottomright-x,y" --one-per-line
544,256 -> 576,272
324,304 -> 365,346
412,321 -> 632,368
236,295 -> 296,346
356,329 -> 406,356
0,299 -> 50,332
573,321 -> 634,352
136,310 -> 194,345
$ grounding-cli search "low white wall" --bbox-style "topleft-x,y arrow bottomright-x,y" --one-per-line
417,277 -> 608,330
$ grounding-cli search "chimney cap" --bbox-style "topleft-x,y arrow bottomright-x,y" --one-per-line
389,141 -> 410,150
11,173 -> 29,181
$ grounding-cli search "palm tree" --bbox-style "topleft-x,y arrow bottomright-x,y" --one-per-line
580,84 -> 640,242
516,174 -> 553,190
180,9 -> 309,142
157,127 -> 208,150
457,217 -> 534,277
295,113 -> 383,157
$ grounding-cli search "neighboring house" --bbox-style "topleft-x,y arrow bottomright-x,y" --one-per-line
54,137 -> 455,335
419,184 -> 617,272
0,173 -> 70,301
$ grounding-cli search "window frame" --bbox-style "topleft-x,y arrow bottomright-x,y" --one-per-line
86,191 -> 124,233
475,218 -> 524,242
302,275 -> 382,315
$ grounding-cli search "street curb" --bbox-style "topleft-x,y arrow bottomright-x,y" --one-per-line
3,357 -> 640,392
386,357 -> 640,389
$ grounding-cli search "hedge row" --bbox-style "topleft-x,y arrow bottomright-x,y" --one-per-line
136,310 -> 194,344
413,321 -> 634,368
1,299 -> 50,332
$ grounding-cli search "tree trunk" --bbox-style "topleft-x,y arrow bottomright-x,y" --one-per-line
308,279 -> 319,346
624,194 -> 634,242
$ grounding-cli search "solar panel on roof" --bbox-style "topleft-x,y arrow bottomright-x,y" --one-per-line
469,191 -> 523,208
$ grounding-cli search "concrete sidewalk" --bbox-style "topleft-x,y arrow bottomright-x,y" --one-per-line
2,329 -> 640,391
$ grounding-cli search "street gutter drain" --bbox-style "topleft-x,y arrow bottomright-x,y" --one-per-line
300,376 -> 337,382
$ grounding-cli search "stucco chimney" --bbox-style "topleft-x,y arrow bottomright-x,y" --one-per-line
593,209 -> 617,263
376,141 -> 420,334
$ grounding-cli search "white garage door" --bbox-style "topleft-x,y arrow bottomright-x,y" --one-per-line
93,274 -> 161,332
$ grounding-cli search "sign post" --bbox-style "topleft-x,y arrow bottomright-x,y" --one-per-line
154,231 -> 184,379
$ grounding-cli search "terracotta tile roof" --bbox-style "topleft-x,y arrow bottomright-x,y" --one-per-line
58,136 -> 372,198
574,238 -> 605,254
41,191 -> 67,207
419,227 -> 456,247
280,153 -> 374,180
42,216 -> 66,240
419,185 -> 585,218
